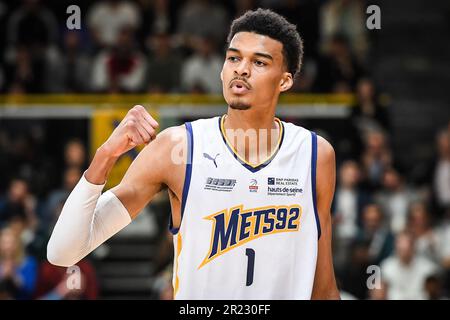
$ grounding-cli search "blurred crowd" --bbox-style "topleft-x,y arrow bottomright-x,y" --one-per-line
0,0 -> 449,300
0,0 -> 372,94
332,118 -> 450,300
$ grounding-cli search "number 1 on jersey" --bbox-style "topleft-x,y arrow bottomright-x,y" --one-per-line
245,248 -> 255,286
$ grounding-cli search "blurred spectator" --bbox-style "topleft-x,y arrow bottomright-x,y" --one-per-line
46,31 -> 92,93
376,167 -> 420,234
367,281 -> 388,300
4,45 -> 45,93
181,36 -> 223,94
152,264 -> 174,300
433,129 -> 450,213
381,232 -> 440,299
328,34 -> 365,92
406,201 -> 440,262
0,226 -> 38,300
334,160 -> 371,238
320,0 -> 368,61
0,178 -> 38,232
34,259 -> 98,300
424,274 -> 448,300
0,123 -> 57,197
145,33 -> 182,93
6,0 -> 58,50
64,139 -> 87,170
0,65 -> 4,92
0,1 -> 8,51
277,0 -> 321,59
137,0 -> 177,41
151,230 -> 174,299
435,208 -> 450,292
4,0 -> 59,93
43,167 -> 81,227
361,130 -> 392,190
176,0 -> 229,47
0,129 -> 8,192
313,34 -> 365,93
31,195 -> 98,300
91,26 -> 147,93
332,160 -> 371,271
351,78 -> 391,133
87,0 -> 141,49
339,241 -> 371,299
354,204 -> 394,265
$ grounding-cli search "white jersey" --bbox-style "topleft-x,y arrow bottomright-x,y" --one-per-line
171,115 -> 321,299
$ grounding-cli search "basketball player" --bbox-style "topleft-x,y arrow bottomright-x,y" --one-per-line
48,9 -> 340,299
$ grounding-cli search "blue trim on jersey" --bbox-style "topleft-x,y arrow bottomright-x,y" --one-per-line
311,131 -> 321,240
169,122 -> 194,235
218,116 -> 285,173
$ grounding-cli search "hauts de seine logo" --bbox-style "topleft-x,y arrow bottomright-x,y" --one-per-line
249,179 -> 258,192
267,177 -> 303,197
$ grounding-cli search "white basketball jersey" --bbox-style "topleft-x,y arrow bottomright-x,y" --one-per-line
170,115 -> 321,300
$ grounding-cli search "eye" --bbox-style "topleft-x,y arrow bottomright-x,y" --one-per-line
227,56 -> 239,62
254,60 -> 266,67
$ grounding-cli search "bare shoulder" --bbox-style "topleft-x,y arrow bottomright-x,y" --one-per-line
315,135 -> 336,207
138,124 -> 187,161
316,135 -> 335,165
153,124 -> 187,148
113,124 -> 188,217
140,124 -> 188,187
120,124 -> 188,186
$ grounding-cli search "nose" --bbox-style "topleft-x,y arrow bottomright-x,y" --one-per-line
234,59 -> 250,78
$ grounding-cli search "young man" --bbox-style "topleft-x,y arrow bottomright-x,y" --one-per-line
47,9 -> 340,300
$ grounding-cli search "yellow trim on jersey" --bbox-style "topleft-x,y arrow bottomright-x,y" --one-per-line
173,233 -> 183,298
220,115 -> 284,168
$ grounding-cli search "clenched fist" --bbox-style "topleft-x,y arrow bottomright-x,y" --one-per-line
101,105 -> 159,158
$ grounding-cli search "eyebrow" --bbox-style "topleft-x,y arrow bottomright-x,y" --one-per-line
227,47 -> 273,61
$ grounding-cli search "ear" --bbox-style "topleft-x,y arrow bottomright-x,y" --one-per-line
220,69 -> 223,82
279,72 -> 293,92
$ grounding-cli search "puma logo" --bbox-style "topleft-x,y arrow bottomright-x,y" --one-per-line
203,153 -> 220,168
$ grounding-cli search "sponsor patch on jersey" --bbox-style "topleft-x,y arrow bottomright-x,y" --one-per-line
204,177 -> 237,192
267,177 -> 303,196
248,179 -> 258,193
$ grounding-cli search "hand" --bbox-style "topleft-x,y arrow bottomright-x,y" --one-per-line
101,105 -> 159,158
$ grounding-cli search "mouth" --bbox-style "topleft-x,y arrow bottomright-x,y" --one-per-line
229,79 -> 251,95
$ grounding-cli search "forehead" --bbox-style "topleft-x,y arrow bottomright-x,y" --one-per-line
228,32 -> 284,60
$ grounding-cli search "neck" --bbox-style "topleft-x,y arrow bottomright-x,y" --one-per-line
225,108 -> 277,132
223,108 -> 281,165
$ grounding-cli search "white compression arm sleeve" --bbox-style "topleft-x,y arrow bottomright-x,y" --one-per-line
47,174 -> 132,267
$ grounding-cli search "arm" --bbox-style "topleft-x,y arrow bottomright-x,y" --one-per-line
47,106 -> 185,267
311,135 -> 341,300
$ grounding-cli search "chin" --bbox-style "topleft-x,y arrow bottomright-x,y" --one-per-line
229,101 -> 251,110
228,97 -> 252,110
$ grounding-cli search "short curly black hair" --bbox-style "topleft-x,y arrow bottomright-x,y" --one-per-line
227,8 -> 304,79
